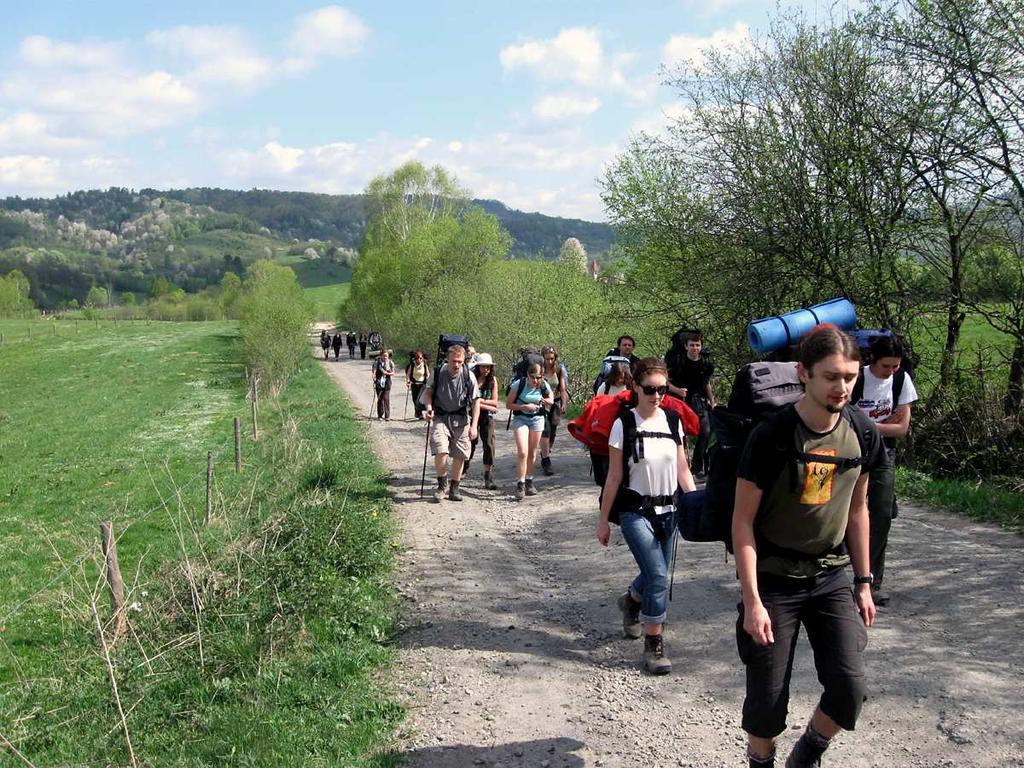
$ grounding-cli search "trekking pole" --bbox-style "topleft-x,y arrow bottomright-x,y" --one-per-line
419,419 -> 431,498
369,389 -> 379,419
404,384 -> 410,420
669,517 -> 681,601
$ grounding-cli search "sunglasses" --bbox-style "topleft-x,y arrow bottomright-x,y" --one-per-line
640,384 -> 669,396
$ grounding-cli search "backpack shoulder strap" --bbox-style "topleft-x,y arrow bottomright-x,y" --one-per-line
661,407 -> 683,445
892,369 -> 906,407
851,367 -> 866,407
618,407 -> 638,484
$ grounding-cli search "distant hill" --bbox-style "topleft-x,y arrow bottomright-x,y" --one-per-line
1,187 -> 616,259
0,187 -> 615,310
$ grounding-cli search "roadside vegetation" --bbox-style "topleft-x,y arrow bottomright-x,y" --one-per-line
0,317 -> 401,765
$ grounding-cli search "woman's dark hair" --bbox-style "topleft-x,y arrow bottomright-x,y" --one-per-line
608,361 -> 632,387
869,335 -> 904,361
633,357 -> 668,384
798,324 -> 860,373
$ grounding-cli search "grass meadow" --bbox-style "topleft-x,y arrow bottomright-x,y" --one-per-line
0,319 -> 402,766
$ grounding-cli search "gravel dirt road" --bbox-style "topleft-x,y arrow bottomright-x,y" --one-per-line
320,348 -> 1023,768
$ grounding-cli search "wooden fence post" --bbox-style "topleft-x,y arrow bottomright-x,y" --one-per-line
251,399 -> 259,441
99,523 -> 126,642
234,417 -> 242,473
76,319 -> 79,333
28,325 -> 31,340
205,451 -> 213,524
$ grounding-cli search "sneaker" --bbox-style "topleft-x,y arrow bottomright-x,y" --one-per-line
448,481 -> 463,502
484,472 -> 498,490
616,592 -> 642,639
515,481 -> 525,501
524,478 -> 538,496
541,456 -> 554,476
643,634 -> 671,675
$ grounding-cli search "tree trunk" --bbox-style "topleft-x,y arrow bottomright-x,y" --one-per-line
938,232 -> 965,393
1003,334 -> 1024,417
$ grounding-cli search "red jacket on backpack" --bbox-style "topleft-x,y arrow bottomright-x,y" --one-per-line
568,390 -> 699,456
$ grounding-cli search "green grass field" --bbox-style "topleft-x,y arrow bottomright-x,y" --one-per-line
305,281 -> 350,321
0,319 -> 401,766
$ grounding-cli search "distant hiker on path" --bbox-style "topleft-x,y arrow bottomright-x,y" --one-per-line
466,353 -> 500,490
597,357 -> 696,676
732,325 -> 883,768
506,360 -> 554,501
331,332 -> 342,360
423,345 -> 480,503
347,331 -> 357,359
667,331 -> 715,476
372,348 -> 396,421
359,333 -> 368,359
319,329 -> 330,360
406,350 -> 430,420
609,335 -> 639,372
539,345 -> 569,476
852,335 -> 918,608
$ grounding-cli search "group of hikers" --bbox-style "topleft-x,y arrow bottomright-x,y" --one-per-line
330,322 -> 918,768
319,328 -> 380,360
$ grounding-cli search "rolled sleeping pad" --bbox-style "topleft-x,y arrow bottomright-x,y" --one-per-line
747,297 -> 857,355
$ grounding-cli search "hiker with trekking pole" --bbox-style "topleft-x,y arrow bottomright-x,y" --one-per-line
463,353 -> 500,490
596,357 -> 697,676
538,345 -> 569,477
406,350 -> 429,420
371,348 -> 395,421
422,344 -> 480,502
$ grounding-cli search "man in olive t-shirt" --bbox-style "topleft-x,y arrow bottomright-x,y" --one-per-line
732,325 -> 883,768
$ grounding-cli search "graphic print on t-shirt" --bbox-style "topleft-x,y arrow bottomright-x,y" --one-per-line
800,449 -> 838,505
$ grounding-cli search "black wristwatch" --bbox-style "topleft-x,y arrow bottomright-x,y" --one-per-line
853,574 -> 874,586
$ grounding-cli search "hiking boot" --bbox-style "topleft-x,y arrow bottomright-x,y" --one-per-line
785,726 -> 829,767
515,481 -> 525,501
524,478 -> 538,496
541,456 -> 554,476
617,592 -> 642,639
749,751 -> 776,768
448,480 -> 463,502
643,633 -> 671,675
872,587 -> 890,607
431,477 -> 448,504
484,472 -> 498,490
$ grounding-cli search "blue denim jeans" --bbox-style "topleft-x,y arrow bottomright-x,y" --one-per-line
620,510 -> 676,625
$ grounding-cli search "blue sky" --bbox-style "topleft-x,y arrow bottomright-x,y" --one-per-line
0,1 -> 820,220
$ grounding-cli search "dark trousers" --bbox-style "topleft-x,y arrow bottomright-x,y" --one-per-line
410,381 -> 426,417
688,395 -> 711,474
359,342 -> 367,359
348,344 -> 356,358
736,568 -> 868,738
469,415 -> 496,466
376,385 -> 391,419
867,448 -> 897,589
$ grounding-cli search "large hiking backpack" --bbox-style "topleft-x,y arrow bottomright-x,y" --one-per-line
419,333 -> 473,412
591,354 -> 634,395
679,361 -> 878,550
511,347 -> 544,382
679,361 -> 804,548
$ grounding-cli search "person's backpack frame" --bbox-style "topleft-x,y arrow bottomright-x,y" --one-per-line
423,333 -> 475,416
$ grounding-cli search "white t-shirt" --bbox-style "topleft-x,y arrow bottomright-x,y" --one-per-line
855,367 -> 919,423
597,382 -> 628,396
608,408 -> 679,514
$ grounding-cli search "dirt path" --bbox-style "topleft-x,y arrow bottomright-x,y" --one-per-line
319,348 -> 1023,768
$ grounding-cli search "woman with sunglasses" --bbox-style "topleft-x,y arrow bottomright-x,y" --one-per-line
406,350 -> 429,420
538,345 -> 569,476
505,361 -> 555,501
597,357 -> 696,675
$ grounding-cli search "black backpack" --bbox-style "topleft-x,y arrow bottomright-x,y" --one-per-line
420,333 -> 473,413
679,359 -> 876,551
511,347 -> 544,381
606,403 -> 683,526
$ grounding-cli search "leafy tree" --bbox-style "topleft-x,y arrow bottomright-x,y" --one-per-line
559,238 -> 587,273
121,291 -> 135,305
85,285 -> 109,308
0,269 -> 35,317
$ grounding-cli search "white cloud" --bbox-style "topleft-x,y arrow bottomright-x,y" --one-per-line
284,5 -> 370,74
0,154 -> 61,190
0,112 -> 90,153
147,26 -> 272,88
501,27 -> 605,87
630,103 -> 692,137
663,22 -> 752,70
448,140 -> 463,153
19,35 -> 123,69
532,93 -> 602,123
